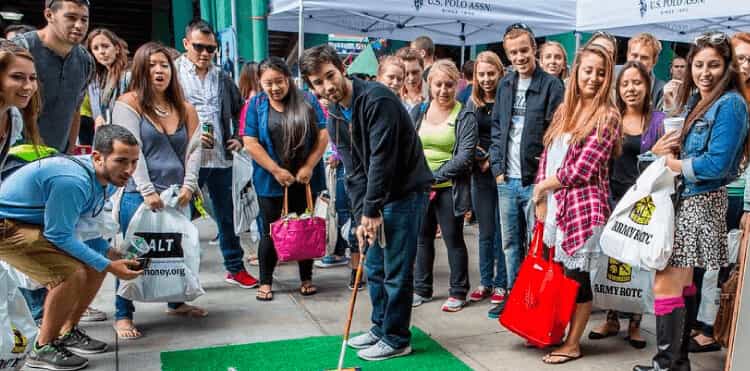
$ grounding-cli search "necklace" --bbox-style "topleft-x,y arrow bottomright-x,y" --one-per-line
154,104 -> 171,117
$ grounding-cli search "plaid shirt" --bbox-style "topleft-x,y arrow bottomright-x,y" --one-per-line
537,112 -> 620,255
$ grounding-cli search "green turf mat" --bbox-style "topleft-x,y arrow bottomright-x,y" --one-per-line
160,327 -> 472,371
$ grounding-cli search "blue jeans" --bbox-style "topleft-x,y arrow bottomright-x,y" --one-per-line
198,167 -> 245,273
333,165 -> 357,255
496,178 -> 534,290
20,287 -> 46,323
366,192 -> 428,349
115,192 -> 181,320
472,170 -> 506,289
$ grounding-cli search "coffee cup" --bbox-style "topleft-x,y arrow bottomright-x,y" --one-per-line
122,236 -> 151,260
663,117 -> 685,134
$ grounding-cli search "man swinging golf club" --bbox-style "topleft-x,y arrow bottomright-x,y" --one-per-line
300,45 -> 432,361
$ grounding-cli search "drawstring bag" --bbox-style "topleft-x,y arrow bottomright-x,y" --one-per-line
232,150 -> 260,234
271,184 -> 326,262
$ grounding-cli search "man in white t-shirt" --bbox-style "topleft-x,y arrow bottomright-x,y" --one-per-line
489,24 -> 564,316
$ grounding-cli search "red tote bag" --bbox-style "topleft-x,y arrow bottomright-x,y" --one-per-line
271,184 -> 326,262
500,222 -> 580,347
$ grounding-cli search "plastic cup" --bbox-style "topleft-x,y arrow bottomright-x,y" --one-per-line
122,236 -> 151,260
663,117 -> 685,134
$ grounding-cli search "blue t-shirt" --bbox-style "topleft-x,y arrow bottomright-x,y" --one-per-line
341,106 -> 353,123
0,156 -> 114,271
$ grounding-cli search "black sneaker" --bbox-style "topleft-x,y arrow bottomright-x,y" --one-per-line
348,269 -> 366,291
26,340 -> 88,371
58,327 -> 108,354
487,302 -> 505,319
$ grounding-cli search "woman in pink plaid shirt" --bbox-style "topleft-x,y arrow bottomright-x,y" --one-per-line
532,44 -> 622,365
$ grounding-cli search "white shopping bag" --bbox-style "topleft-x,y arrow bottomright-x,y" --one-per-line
0,263 -> 41,291
116,186 -> 204,302
232,150 -> 260,234
75,200 -> 119,242
0,265 -> 38,371
591,255 -> 654,313
600,157 -> 677,271
316,165 -> 339,256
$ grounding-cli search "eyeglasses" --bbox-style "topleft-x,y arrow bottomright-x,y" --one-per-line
191,43 -> 217,54
694,32 -> 728,46
738,55 -> 750,66
504,23 -> 534,38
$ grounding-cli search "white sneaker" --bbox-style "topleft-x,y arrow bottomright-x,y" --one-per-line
357,340 -> 412,361
347,330 -> 380,349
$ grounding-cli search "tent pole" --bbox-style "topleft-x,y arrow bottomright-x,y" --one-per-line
460,22 -> 466,67
575,31 -> 581,51
230,0 -> 239,82
298,0 -> 304,87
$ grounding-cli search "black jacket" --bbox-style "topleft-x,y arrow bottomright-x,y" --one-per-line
489,66 -> 564,186
217,70 -> 243,159
410,102 -> 477,216
327,78 -> 433,220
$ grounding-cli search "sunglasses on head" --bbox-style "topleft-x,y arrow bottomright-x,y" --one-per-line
694,32 -> 728,46
592,30 -> 617,43
192,43 -> 217,54
504,23 -> 533,38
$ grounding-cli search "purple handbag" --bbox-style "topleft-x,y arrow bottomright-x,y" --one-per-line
271,184 -> 326,262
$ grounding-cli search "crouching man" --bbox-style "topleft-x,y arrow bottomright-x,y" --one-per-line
0,125 -> 143,371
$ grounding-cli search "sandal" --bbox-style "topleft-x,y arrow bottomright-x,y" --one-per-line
300,282 -> 317,296
542,352 -> 583,364
588,311 -> 620,340
166,304 -> 208,317
113,320 -> 142,340
256,288 -> 274,301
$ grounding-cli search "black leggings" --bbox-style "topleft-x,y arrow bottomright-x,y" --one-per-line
257,183 -> 314,286
414,187 -> 470,299
564,268 -> 593,304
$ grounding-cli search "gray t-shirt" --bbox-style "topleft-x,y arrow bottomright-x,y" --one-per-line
507,77 -> 531,179
13,32 -> 94,152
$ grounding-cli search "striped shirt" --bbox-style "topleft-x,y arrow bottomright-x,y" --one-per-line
176,56 -> 231,168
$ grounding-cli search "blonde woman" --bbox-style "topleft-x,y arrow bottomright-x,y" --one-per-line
410,60 -> 477,312
539,41 -> 568,81
464,52 -> 508,313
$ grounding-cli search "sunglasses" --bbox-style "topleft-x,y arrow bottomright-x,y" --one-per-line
694,32 -> 728,45
504,23 -> 533,38
192,43 -> 217,54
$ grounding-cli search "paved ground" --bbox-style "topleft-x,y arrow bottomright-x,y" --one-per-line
63,226 -> 725,371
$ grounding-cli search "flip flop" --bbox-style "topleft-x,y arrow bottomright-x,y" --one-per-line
299,283 -> 317,296
542,352 -> 583,364
166,304 -> 208,317
256,289 -> 274,301
113,323 -> 142,340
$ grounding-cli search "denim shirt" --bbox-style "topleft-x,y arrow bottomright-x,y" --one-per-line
243,91 -> 327,197
681,91 -> 749,197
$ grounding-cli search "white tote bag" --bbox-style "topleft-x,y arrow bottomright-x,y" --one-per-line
116,186 -> 204,302
0,265 -> 37,371
232,150 -> 260,234
591,255 -> 655,313
600,157 -> 677,271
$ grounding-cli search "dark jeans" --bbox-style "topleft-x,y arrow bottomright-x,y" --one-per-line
78,115 -> 95,146
367,191 -> 428,349
115,192 -> 181,320
472,169 -> 506,289
198,167 -> 245,273
257,183 -> 315,286
332,164 -> 358,256
414,188 -> 470,300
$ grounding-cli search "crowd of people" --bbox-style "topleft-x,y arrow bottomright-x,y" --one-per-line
0,0 -> 749,370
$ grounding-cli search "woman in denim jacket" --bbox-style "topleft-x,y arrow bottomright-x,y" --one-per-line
634,32 -> 749,371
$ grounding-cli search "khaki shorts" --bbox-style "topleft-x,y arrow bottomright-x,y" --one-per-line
0,219 -> 84,288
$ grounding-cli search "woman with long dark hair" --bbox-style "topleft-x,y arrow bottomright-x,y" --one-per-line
464,51 -> 508,313
533,44 -> 621,364
411,59 -> 477,312
242,57 -> 328,302
86,28 -> 130,128
634,32 -> 749,371
588,60 -> 667,349
111,42 -> 203,339
0,40 -> 43,178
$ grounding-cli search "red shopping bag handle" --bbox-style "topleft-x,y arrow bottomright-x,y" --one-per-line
529,221 -> 545,258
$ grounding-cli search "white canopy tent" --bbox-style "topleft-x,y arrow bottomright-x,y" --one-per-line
576,0 -> 750,42
269,0 -> 577,65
